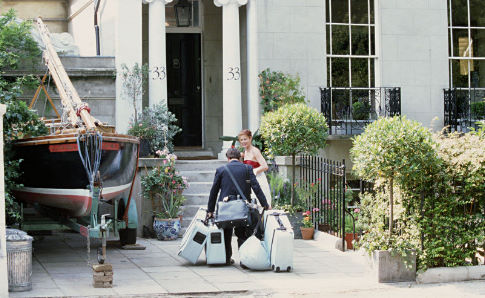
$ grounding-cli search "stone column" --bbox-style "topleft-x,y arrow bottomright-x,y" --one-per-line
145,0 -> 172,107
115,0 -> 143,133
0,104 -> 8,297
246,0 -> 259,132
214,0 -> 247,158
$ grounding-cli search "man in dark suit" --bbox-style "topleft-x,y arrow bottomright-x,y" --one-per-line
207,148 -> 270,265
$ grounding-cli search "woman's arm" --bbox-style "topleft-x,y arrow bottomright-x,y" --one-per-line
253,147 -> 269,175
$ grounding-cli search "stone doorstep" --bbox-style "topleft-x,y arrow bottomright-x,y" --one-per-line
417,265 -> 485,284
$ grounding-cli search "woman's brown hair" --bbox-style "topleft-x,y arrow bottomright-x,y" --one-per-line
238,129 -> 252,139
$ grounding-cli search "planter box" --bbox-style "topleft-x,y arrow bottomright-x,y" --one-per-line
287,213 -> 303,239
417,265 -> 485,284
371,250 -> 416,283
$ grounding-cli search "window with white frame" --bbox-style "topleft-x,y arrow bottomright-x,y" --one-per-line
448,0 -> 485,88
326,0 -> 376,88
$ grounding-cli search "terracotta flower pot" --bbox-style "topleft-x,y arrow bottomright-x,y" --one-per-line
300,227 -> 314,240
345,233 -> 359,249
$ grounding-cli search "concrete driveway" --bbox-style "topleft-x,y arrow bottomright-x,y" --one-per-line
8,232 -> 485,297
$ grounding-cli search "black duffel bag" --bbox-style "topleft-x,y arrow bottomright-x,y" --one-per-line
214,195 -> 250,229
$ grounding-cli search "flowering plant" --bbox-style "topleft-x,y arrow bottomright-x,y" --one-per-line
141,149 -> 188,218
301,208 -> 319,228
295,179 -> 321,203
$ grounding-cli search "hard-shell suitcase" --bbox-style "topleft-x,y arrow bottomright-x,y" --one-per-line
263,211 -> 294,272
205,219 -> 226,265
178,208 -> 209,264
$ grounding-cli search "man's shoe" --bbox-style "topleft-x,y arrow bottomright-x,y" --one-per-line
225,258 -> 235,265
240,262 -> 249,270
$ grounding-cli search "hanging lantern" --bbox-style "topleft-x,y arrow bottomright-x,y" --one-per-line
175,0 -> 192,27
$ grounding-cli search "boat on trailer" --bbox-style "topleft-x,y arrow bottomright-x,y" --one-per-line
12,18 -> 140,253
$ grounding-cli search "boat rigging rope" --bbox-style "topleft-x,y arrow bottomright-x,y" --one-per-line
76,132 -> 103,189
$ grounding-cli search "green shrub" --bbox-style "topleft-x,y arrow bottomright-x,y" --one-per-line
470,100 -> 485,120
352,116 -> 485,270
1,10 -> 47,224
260,103 -> 328,205
259,68 -> 306,113
128,104 -> 181,153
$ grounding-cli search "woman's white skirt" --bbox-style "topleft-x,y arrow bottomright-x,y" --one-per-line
252,171 -> 272,207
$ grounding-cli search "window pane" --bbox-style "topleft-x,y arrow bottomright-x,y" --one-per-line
331,0 -> 349,23
327,58 -> 331,86
351,26 -> 369,55
453,29 -> 470,57
451,59 -> 469,87
471,60 -> 485,87
326,25 -> 331,54
351,0 -> 368,24
471,29 -> 485,58
331,58 -> 349,87
351,58 -> 369,87
326,0 -> 330,23
370,59 -> 375,87
332,25 -> 350,55
470,0 -> 485,27
369,0 -> 374,24
451,0 -> 468,27
370,26 -> 375,55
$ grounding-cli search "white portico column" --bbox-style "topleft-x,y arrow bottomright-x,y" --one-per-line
0,104 -> 8,297
215,0 -> 247,158
145,0 -> 172,106
246,0 -> 259,132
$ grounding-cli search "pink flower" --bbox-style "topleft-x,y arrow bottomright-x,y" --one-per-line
139,123 -> 142,127
172,180 -> 176,184
313,208 -> 320,212
354,208 -> 360,213
311,183 -> 315,187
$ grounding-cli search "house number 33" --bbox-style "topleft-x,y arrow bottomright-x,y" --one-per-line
152,66 -> 166,80
226,67 -> 240,80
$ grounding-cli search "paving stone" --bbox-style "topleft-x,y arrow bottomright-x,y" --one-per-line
113,279 -> 167,295
156,278 -> 219,293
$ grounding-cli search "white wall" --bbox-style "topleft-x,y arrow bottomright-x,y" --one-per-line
257,0 -> 326,110
68,0 -> 116,56
0,104 -> 8,297
376,0 -> 448,129
115,0 -> 143,133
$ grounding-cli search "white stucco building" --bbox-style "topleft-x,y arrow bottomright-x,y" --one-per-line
2,0 -> 484,161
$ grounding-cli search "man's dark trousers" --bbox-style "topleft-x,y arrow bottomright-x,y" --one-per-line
223,226 -> 248,262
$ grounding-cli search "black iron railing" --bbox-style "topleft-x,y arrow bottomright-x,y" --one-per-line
299,156 -> 346,251
444,88 -> 485,132
320,87 -> 401,135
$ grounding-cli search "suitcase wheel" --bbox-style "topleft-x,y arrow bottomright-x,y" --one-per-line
287,266 -> 292,272
275,266 -> 280,272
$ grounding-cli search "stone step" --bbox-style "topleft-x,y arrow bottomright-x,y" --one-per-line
183,194 -> 209,206
175,160 -> 226,171
175,149 -> 216,159
181,170 -> 215,183
183,182 -> 212,194
181,204 -> 207,226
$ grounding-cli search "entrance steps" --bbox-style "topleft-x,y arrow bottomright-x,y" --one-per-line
176,160 -> 226,235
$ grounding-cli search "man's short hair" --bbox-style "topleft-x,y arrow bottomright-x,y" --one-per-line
226,148 -> 241,160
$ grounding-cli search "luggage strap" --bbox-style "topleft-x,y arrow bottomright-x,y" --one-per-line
224,165 -> 249,202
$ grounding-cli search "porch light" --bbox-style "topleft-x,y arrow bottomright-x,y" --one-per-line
174,0 -> 191,27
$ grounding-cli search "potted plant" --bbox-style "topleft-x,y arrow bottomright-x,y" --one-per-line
260,103 -> 328,207
141,149 -> 188,240
344,208 -> 361,250
352,100 -> 370,121
128,104 -> 181,157
258,68 -> 306,113
300,208 -> 319,240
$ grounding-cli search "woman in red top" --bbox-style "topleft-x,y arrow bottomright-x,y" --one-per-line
238,129 -> 272,207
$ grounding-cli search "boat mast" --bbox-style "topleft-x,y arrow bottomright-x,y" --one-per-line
35,18 -> 98,131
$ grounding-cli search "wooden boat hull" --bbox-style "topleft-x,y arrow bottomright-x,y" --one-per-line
13,133 -> 139,217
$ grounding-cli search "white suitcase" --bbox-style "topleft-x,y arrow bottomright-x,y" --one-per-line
264,211 -> 294,272
205,220 -> 226,265
178,208 -> 209,264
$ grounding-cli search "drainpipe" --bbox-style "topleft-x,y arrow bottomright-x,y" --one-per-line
94,0 -> 101,55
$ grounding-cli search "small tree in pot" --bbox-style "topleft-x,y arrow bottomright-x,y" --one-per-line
259,103 -> 328,206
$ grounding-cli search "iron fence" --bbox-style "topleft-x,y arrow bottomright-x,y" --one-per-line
299,155 -> 346,251
320,87 -> 401,135
444,88 -> 485,133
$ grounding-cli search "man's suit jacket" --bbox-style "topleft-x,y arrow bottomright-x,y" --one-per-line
207,160 -> 268,213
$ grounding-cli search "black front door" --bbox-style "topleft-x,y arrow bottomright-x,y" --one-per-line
166,33 -> 202,147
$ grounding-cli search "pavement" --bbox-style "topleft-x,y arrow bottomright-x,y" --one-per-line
8,232 -> 485,298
